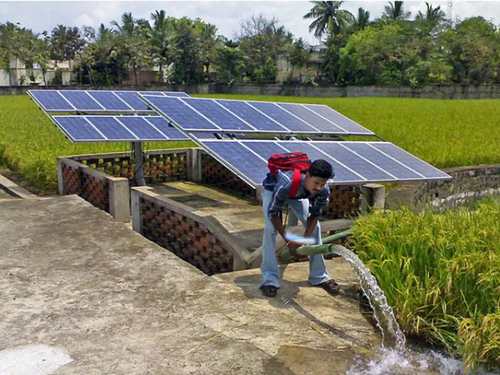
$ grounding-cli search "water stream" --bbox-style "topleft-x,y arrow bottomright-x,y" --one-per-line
331,245 -> 499,375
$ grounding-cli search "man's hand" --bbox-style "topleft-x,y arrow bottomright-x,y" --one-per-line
286,240 -> 302,251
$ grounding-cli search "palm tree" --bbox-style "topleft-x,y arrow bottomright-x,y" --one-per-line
416,2 -> 446,26
382,1 -> 411,20
353,7 -> 370,30
151,10 -> 170,80
304,1 -> 353,38
111,12 -> 136,36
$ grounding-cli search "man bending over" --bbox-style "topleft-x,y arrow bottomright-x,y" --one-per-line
260,159 -> 340,298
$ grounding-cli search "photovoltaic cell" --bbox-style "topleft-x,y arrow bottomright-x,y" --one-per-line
182,98 -> 254,131
60,91 -> 103,111
88,91 -> 131,110
143,95 -> 218,130
86,116 -> 136,140
114,91 -> 149,111
52,117 -> 104,141
145,117 -> 190,140
314,143 -> 394,181
202,141 -> 267,185
249,102 -> 316,132
242,141 -> 288,160
30,90 -> 73,111
277,103 -> 347,133
117,117 -> 164,140
371,143 -> 451,179
305,105 -> 371,134
216,100 -> 285,132
344,142 -> 422,179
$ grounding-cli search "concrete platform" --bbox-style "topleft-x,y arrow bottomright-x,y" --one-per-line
0,195 -> 381,374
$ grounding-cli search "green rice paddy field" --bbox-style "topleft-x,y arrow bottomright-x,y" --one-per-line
1,94 -> 498,193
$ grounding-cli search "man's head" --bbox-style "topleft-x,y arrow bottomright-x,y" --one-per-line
304,159 -> 334,195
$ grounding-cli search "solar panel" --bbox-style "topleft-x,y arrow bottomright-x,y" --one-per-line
29,90 -> 190,113
194,139 -> 451,187
51,115 -> 189,142
304,104 -> 369,134
140,95 -> 374,135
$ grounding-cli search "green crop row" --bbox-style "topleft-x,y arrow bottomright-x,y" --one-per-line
350,197 -> 500,370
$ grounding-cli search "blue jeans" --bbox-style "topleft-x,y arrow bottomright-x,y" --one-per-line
260,189 -> 330,288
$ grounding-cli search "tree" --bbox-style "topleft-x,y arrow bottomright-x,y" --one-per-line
194,20 -> 219,81
169,17 -> 203,84
416,3 -> 446,28
288,38 -> 310,82
112,12 -> 152,85
49,25 -> 85,62
352,8 -> 370,31
214,40 -> 244,84
304,1 -> 353,38
238,15 -> 293,83
382,1 -> 411,21
150,10 -> 172,81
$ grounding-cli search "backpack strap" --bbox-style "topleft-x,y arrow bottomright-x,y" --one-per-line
289,169 -> 302,198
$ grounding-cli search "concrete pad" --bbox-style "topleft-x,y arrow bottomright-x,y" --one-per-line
0,195 -> 381,374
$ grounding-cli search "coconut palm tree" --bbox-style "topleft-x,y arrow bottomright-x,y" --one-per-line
416,2 -> 446,26
382,1 -> 411,20
353,7 -> 370,30
304,1 -> 353,38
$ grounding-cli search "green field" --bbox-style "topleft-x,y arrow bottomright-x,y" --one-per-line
1,94 -> 499,193
351,197 -> 500,370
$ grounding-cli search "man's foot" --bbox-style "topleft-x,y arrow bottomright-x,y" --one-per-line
260,285 -> 278,298
314,279 -> 340,296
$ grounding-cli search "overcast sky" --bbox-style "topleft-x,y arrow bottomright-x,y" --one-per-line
1,1 -> 500,44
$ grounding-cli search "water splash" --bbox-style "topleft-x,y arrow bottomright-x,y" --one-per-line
331,245 -> 406,350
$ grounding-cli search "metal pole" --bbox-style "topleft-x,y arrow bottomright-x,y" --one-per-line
132,141 -> 146,186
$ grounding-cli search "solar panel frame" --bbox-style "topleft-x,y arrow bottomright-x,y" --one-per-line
303,104 -> 373,135
191,138 -> 452,188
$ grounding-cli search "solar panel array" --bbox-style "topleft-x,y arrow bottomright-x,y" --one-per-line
194,139 -> 451,186
29,89 -> 190,112
141,95 -> 374,135
52,116 -> 189,142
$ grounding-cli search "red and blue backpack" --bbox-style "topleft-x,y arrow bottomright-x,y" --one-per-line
267,152 -> 311,198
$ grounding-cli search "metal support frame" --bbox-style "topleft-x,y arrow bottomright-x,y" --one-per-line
132,141 -> 146,186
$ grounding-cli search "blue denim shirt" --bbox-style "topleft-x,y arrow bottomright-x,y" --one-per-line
263,170 -> 330,218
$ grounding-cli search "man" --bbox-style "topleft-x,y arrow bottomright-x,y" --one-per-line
260,159 -> 340,298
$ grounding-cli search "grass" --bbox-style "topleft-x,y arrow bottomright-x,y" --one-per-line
349,197 -> 500,370
1,94 -> 499,193
0,95 -> 193,193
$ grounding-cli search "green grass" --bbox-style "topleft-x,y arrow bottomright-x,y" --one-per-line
199,94 -> 500,169
349,197 -> 500,370
1,94 -> 499,193
0,95 -> 193,193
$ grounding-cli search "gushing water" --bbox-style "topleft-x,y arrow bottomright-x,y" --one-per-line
332,245 -> 406,350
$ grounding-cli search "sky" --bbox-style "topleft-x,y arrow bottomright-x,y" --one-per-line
1,1 -> 500,44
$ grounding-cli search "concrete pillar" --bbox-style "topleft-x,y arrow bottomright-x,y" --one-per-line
360,183 -> 385,214
131,188 -> 142,233
109,177 -> 130,222
56,158 -> 65,195
132,142 -> 146,186
187,148 -> 202,182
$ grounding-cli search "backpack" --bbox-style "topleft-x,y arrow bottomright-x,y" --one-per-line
267,152 -> 311,198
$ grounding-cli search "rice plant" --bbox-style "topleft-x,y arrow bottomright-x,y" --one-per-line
349,198 -> 500,370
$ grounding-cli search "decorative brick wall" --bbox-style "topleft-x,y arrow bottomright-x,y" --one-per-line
75,149 -> 189,183
131,187 -> 255,274
61,161 -> 109,211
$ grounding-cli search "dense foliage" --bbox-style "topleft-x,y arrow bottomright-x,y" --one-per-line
1,1 -> 499,86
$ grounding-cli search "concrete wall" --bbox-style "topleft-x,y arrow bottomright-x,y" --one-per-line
386,164 -> 500,211
4,83 -> 500,99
